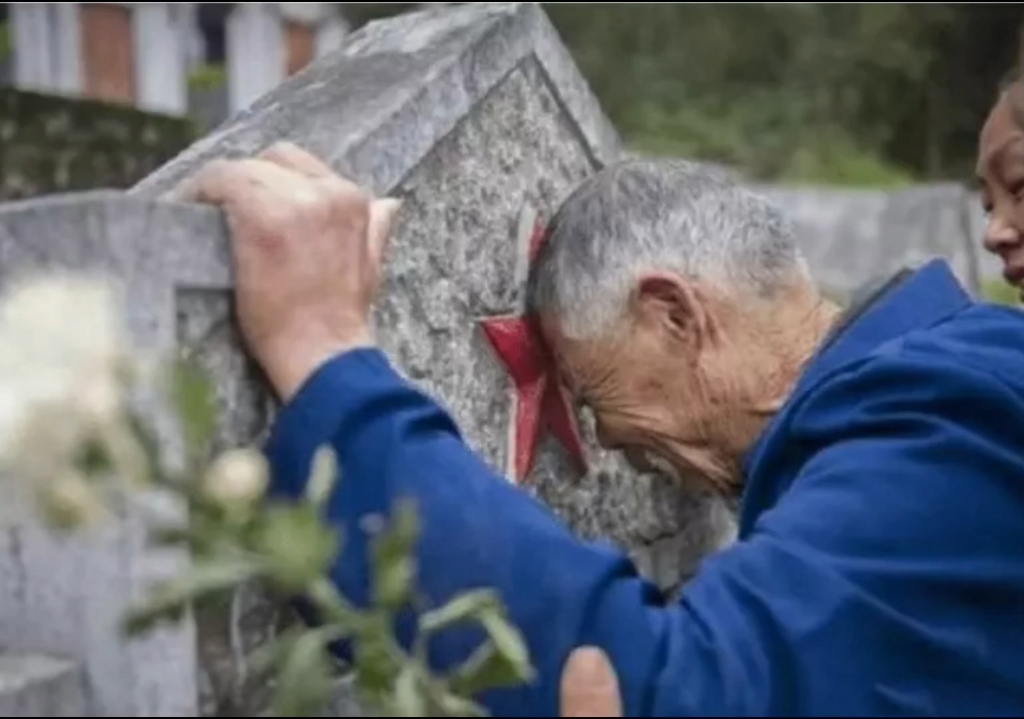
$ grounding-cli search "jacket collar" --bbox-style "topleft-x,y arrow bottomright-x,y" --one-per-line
790,259 -> 971,401
739,259 -> 973,526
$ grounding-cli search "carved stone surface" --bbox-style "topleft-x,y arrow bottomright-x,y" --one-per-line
176,291 -> 281,715
0,4 -> 734,717
135,1 -> 737,591
0,192 -> 223,717
0,652 -> 87,716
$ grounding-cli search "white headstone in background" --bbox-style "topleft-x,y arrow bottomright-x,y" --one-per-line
226,4 -> 285,115
133,4 -> 189,115
316,16 -> 351,60
10,3 -> 82,96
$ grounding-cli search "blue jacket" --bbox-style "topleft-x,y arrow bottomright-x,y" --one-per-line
265,259 -> 1024,716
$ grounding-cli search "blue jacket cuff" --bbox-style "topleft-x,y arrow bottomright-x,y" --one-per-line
263,347 -> 399,500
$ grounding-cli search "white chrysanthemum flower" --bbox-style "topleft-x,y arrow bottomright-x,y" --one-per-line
0,273 -> 136,483
202,448 -> 269,507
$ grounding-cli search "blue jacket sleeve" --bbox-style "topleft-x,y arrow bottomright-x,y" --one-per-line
263,348 -> 1024,717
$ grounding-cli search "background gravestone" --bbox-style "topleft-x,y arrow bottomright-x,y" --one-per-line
756,183 -> 987,298
0,3 -> 735,716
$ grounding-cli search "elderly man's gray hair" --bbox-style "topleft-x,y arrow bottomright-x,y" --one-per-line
527,158 -> 808,340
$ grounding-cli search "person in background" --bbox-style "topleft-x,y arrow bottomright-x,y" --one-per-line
170,142 -> 1024,717
978,61 -> 1024,300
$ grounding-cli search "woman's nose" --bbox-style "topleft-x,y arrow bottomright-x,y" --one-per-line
983,215 -> 1022,254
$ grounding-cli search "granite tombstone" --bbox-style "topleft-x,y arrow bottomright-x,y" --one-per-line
0,3 -> 735,716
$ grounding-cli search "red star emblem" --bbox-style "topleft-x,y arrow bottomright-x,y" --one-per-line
479,206 -> 588,484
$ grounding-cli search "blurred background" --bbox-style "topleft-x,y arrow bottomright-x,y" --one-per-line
0,3 -> 1022,299
3,3 -> 1022,189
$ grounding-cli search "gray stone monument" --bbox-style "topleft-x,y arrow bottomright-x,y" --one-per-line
754,183 -> 987,299
0,3 -> 734,716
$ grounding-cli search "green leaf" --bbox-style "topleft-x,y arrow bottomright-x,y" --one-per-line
170,355 -> 217,465
248,624 -> 307,680
269,628 -> 338,717
447,604 -> 534,697
146,525 -> 193,547
393,664 -> 427,717
433,691 -> 490,717
419,589 -> 502,636
370,499 -> 419,611
448,641 -> 533,698
73,440 -> 112,477
352,615 -> 399,695
254,505 -> 340,592
121,558 -> 260,635
478,610 -> 533,684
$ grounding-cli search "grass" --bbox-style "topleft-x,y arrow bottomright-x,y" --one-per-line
187,64 -> 227,92
982,278 -> 1022,307
623,103 -> 915,188
0,22 -> 11,61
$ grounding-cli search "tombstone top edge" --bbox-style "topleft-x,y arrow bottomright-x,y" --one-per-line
131,2 -> 620,198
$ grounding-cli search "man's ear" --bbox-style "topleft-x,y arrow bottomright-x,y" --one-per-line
631,272 -> 711,347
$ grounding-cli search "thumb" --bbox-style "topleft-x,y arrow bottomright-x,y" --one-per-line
366,198 -> 402,270
559,647 -> 623,717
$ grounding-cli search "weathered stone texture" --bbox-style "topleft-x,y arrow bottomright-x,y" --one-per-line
0,4 -> 735,716
0,652 -> 87,717
134,3 -> 736,713
136,4 -> 731,713
0,192 -> 226,717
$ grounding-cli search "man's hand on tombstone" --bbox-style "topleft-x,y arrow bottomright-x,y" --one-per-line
167,143 -> 401,401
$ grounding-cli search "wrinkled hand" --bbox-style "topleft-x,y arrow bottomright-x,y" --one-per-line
167,142 -> 401,400
560,647 -> 623,717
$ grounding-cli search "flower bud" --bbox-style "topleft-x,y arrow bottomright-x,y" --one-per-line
202,448 -> 269,508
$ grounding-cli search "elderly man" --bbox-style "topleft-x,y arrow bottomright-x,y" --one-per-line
175,145 -> 1024,717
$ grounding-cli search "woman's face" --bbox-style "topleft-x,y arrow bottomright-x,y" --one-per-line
977,82 -> 1024,298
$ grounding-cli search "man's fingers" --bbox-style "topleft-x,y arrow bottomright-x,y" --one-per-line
163,157 -> 303,209
366,197 -> 402,269
559,647 -> 623,717
259,142 -> 335,179
258,143 -> 376,211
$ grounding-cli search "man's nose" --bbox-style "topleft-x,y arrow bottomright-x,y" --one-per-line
983,215 -> 1022,254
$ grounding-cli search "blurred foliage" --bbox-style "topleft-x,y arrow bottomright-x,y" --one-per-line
982,278 -> 1023,307
0,22 -> 10,60
128,357 -> 534,716
545,3 -> 1023,185
187,63 -> 228,92
346,3 -> 1023,186
0,86 -> 198,201
16,326 -> 533,716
